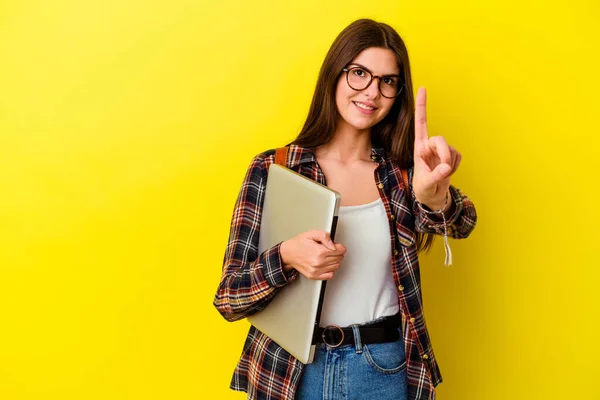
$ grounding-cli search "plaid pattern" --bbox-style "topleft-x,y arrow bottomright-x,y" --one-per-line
214,145 -> 477,400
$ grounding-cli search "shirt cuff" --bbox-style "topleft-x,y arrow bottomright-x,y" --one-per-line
418,185 -> 464,229
260,242 -> 298,288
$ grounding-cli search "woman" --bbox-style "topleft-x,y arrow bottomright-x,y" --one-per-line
214,19 -> 477,400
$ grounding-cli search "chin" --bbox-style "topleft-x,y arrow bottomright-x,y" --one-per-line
348,118 -> 377,131
338,110 -> 382,132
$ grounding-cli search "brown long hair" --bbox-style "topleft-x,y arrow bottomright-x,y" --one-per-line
290,18 -> 435,253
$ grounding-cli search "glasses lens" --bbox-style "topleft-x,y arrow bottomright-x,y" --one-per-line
347,67 -> 371,90
380,77 -> 401,98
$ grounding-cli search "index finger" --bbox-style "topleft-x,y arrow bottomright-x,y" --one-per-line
415,87 -> 428,142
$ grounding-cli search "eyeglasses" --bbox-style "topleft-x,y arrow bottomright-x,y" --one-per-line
342,65 -> 404,99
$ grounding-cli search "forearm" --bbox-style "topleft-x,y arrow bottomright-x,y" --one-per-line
214,243 -> 297,322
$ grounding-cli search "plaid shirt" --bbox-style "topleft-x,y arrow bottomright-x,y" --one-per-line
214,145 -> 477,400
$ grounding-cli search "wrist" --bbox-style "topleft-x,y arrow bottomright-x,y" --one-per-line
282,264 -> 294,274
279,241 -> 294,272
418,189 -> 450,213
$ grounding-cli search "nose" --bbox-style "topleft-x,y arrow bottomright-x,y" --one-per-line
363,76 -> 381,98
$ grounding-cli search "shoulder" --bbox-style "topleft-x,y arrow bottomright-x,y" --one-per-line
250,148 -> 277,165
242,147 -> 286,181
248,144 -> 312,170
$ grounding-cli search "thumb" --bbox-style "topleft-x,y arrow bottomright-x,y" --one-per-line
307,230 -> 335,250
431,163 -> 452,182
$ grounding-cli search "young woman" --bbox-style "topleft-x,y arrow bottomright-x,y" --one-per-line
214,19 -> 477,400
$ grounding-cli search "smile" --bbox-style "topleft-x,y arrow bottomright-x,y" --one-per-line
353,101 -> 377,115
353,101 -> 376,110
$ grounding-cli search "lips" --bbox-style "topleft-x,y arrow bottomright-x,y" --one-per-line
353,101 -> 377,115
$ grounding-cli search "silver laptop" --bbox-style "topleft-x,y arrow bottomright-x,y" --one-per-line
247,163 -> 341,364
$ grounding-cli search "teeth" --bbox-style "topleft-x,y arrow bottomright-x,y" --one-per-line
355,102 -> 375,110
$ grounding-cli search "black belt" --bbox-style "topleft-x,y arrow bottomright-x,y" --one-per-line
315,313 -> 401,348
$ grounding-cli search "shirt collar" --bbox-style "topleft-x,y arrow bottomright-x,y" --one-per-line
286,145 -> 317,168
371,145 -> 386,162
286,144 -> 387,168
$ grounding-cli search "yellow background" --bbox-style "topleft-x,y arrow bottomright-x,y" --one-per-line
1,0 -> 598,399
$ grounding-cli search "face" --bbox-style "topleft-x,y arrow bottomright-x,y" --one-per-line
335,47 -> 400,133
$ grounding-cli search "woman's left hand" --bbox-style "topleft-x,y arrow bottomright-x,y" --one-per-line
411,87 -> 462,211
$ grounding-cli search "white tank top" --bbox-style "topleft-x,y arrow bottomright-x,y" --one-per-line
319,197 -> 400,327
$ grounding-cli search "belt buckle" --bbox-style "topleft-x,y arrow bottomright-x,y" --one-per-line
322,324 -> 344,348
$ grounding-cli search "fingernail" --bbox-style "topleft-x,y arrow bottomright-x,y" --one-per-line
440,165 -> 451,175
328,241 -> 335,249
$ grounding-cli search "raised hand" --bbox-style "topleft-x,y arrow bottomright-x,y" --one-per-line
412,87 -> 461,211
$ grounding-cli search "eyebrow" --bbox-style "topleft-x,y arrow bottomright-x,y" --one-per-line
347,63 -> 400,77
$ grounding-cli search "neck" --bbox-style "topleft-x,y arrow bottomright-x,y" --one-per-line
317,118 -> 372,163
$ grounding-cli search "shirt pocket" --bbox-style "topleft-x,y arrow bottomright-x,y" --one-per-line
389,186 -> 416,248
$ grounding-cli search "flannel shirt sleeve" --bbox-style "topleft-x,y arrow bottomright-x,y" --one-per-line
408,168 -> 478,239
213,155 -> 298,322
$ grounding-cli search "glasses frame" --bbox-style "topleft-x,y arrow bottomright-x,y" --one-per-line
342,64 -> 405,99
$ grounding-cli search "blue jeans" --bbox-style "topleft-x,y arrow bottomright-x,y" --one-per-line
295,322 -> 407,400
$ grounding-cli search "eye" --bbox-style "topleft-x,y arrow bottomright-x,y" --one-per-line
352,68 -> 368,78
382,77 -> 398,86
